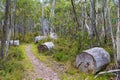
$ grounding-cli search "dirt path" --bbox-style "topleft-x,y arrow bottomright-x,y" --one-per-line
25,45 -> 60,80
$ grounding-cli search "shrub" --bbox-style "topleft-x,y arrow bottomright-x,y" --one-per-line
7,47 -> 25,60
53,52 -> 68,62
0,46 -> 25,80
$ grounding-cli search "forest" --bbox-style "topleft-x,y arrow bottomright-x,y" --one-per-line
0,0 -> 120,80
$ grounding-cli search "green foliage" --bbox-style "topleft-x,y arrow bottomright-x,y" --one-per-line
19,33 -> 34,43
24,34 -> 34,43
0,47 -> 25,80
53,52 -> 68,61
7,47 -> 25,60
0,45 -> 33,80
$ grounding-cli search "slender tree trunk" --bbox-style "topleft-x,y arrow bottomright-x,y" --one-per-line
0,0 -> 10,59
6,0 -> 16,55
117,0 -> 120,65
12,0 -> 16,44
90,0 -> 100,46
102,0 -> 107,44
41,0 -> 45,36
108,7 -> 117,66
96,0 -> 98,27
71,0 -> 80,32
50,0 -> 55,33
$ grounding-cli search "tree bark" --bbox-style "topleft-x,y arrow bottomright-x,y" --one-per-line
108,7 -> 117,66
71,0 -> 80,32
117,0 -> 120,65
0,0 -> 10,59
102,0 -> 107,44
41,0 -> 46,36
76,47 -> 110,74
6,0 -> 16,55
90,0 -> 100,46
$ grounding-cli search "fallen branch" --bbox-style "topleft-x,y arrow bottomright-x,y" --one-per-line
94,69 -> 120,78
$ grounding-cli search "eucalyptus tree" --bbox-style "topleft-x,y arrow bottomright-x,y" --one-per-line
90,0 -> 100,46
71,0 -> 80,33
6,0 -> 16,55
40,0 -> 51,36
15,0 -> 39,40
116,0 -> 120,66
53,0 -> 72,36
102,0 -> 108,44
0,0 -> 10,59
107,1 -> 117,66
0,1 -> 5,38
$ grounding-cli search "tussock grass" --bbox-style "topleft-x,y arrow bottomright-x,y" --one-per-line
0,44 -> 33,80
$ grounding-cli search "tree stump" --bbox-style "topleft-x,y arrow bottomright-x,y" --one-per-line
38,42 -> 54,52
76,47 -> 110,74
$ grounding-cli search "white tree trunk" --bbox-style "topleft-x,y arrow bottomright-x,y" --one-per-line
117,6 -> 120,63
108,7 -> 117,65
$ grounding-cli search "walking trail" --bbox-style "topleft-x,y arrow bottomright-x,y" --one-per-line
25,45 -> 60,80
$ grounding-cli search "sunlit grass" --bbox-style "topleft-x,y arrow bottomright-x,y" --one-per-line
20,44 -> 34,71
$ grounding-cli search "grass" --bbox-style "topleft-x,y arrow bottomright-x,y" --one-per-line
0,44 -> 34,80
19,44 -> 34,70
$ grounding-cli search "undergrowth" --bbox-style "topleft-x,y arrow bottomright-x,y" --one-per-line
0,44 -> 33,80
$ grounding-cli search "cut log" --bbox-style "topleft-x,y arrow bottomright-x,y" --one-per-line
50,32 -> 57,39
76,47 -> 110,74
9,40 -> 19,46
0,40 -> 19,46
38,42 -> 54,52
113,0 -> 119,7
34,36 -> 47,43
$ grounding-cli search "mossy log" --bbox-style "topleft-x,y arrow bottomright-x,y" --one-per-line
76,47 -> 110,74
38,42 -> 54,52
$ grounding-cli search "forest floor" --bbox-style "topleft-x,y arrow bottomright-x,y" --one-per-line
25,45 -> 60,80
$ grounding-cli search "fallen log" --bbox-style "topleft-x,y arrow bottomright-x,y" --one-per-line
94,69 -> 120,78
34,36 -> 47,43
38,42 -> 54,52
113,0 -> 119,7
76,47 -> 110,74
50,32 -> 57,39
9,40 -> 19,46
0,40 -> 19,46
